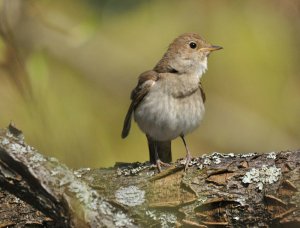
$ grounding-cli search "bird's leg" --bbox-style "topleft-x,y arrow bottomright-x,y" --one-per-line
181,135 -> 192,171
154,141 -> 162,172
154,140 -> 170,172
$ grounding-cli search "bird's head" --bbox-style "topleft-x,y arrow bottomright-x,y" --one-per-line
156,33 -> 222,76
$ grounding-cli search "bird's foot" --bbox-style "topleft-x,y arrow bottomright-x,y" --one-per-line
156,159 -> 171,173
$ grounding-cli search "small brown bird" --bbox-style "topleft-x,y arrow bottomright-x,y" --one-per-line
122,33 -> 222,172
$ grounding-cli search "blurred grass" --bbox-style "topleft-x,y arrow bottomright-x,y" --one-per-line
0,0 -> 299,168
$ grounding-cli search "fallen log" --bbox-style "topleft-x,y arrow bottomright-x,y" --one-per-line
0,124 -> 299,227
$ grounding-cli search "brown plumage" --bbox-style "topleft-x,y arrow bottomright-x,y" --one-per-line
122,32 -> 222,172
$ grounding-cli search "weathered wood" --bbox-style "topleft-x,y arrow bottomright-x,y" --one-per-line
0,125 -> 299,227
0,125 -> 135,228
0,188 -> 54,228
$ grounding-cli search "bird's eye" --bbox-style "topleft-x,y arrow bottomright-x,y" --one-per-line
189,42 -> 197,49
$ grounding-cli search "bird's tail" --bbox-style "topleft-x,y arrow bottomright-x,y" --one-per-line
121,103 -> 134,138
147,135 -> 172,163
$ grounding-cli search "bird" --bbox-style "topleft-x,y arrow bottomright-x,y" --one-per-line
121,32 -> 222,172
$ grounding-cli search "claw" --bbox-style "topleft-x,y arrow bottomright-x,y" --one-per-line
156,159 -> 171,172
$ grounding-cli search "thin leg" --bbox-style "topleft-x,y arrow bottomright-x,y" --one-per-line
153,140 -> 170,172
153,141 -> 162,172
181,135 -> 192,171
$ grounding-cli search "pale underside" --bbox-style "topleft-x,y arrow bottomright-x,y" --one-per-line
134,72 -> 205,141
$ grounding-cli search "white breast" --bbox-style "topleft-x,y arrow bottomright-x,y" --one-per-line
134,86 -> 205,141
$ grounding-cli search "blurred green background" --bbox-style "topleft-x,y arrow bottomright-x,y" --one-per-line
0,0 -> 299,168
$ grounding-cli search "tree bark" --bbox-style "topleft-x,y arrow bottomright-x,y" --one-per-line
0,124 -> 299,227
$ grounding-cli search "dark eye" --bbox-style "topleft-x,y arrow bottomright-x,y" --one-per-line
189,42 -> 197,49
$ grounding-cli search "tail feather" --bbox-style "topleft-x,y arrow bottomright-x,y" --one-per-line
147,135 -> 172,163
121,103 -> 134,138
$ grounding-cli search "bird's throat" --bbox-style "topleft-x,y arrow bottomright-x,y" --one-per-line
196,58 -> 208,79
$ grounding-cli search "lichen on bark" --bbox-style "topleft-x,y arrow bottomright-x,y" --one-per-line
0,124 -> 299,227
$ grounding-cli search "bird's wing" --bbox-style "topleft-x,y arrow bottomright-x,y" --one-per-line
121,70 -> 159,138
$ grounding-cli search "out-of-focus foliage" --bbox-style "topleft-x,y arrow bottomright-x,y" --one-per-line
0,0 -> 299,168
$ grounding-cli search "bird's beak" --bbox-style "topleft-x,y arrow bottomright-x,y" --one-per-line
200,45 -> 223,52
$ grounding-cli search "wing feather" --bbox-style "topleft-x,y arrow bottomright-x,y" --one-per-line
121,70 -> 159,138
